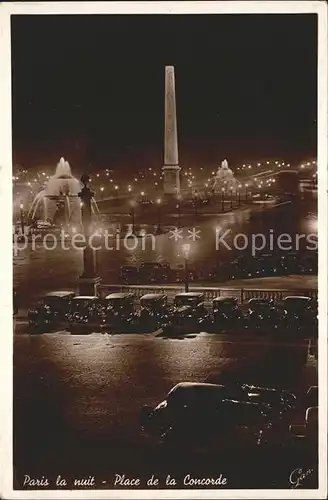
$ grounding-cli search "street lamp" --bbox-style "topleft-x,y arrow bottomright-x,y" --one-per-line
140,191 -> 145,216
192,189 -> 200,217
100,186 -> 104,200
182,243 -> 191,292
230,186 -> 234,209
238,184 -> 242,206
129,199 -> 136,234
114,185 -> 119,197
156,197 -> 162,233
78,174 -> 101,296
176,203 -> 181,227
128,185 -> 133,204
19,202 -> 25,235
245,183 -> 249,201
221,188 -> 225,212
193,196 -> 198,217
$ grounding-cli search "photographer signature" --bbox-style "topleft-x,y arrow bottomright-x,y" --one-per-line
289,468 -> 314,488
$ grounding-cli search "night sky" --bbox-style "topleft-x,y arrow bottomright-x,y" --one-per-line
11,14 -> 317,174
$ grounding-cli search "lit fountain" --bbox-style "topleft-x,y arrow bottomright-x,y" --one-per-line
212,159 -> 238,193
28,157 -> 100,225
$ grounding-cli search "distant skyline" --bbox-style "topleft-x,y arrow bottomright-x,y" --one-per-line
12,14 -> 317,174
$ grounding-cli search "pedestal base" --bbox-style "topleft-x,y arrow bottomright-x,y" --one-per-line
162,164 -> 181,196
78,276 -> 102,297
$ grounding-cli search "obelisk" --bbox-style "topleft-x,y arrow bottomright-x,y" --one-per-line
162,66 -> 181,196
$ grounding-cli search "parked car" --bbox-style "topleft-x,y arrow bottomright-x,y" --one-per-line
305,386 -> 318,408
211,297 -> 244,332
139,262 -> 171,284
289,405 -> 318,454
28,291 -> 76,330
120,265 -> 139,284
164,292 -> 209,334
281,296 -> 317,337
141,382 -> 297,450
246,298 -> 280,332
100,292 -> 136,331
68,295 -> 101,333
139,293 -> 171,331
35,220 -> 54,230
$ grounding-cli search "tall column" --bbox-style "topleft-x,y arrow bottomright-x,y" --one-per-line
162,66 -> 181,196
78,174 -> 102,296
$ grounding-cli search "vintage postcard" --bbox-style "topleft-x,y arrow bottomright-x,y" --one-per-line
0,1 -> 327,498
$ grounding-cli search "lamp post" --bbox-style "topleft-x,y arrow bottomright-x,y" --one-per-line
100,186 -> 104,200
238,184 -> 242,206
156,197 -> 162,233
221,188 -> 225,212
193,197 -> 198,217
193,190 -> 199,217
204,183 -> 208,197
230,187 -> 234,209
182,243 -> 191,292
114,185 -> 119,197
140,191 -> 145,215
245,183 -> 249,202
129,199 -> 136,234
78,174 -> 101,296
128,186 -> 133,213
19,202 -> 25,235
176,203 -> 181,227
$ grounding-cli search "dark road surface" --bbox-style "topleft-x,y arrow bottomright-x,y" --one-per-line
13,319 -> 318,490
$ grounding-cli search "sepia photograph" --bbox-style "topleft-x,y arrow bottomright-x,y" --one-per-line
1,1 -> 327,497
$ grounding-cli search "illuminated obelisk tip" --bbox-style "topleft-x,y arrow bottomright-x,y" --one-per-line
162,65 -> 181,196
